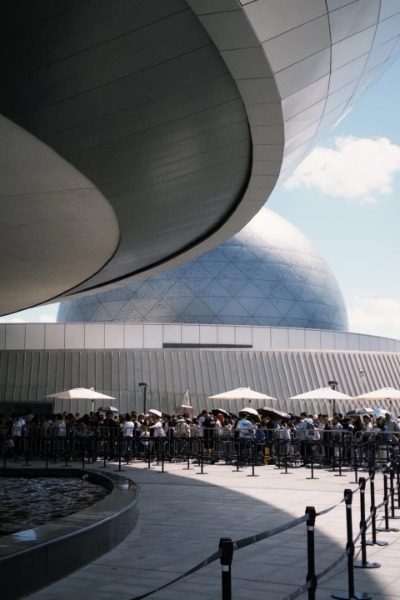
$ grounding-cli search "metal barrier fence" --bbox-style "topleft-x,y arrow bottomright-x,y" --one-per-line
1,427 -> 399,474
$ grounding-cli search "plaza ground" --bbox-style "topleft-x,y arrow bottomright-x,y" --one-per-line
26,459 -> 400,600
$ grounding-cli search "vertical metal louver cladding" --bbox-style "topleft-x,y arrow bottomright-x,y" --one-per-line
1,349 -> 400,416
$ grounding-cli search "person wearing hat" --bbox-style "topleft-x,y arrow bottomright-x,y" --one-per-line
175,416 -> 191,438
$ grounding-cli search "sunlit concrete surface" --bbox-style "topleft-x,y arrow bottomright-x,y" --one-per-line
26,461 -> 400,600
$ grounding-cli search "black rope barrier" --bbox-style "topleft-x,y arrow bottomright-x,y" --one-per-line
126,487 -> 355,600
354,477 -> 380,570
127,548 -> 221,600
376,466 -> 400,533
367,468 -> 389,546
127,511 -> 310,599
331,489 -> 372,600
389,466 -> 399,519
282,488 -> 383,600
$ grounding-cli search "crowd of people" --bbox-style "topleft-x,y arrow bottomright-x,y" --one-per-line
1,407 -> 399,466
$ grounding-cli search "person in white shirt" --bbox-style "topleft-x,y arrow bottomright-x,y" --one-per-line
236,416 -> 255,440
149,417 -> 166,438
122,414 -> 135,459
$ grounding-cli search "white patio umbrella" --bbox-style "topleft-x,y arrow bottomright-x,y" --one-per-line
289,387 -> 353,401
208,387 -> 276,401
354,387 -> 400,401
289,387 -> 353,416
208,387 -> 277,414
46,387 -> 116,412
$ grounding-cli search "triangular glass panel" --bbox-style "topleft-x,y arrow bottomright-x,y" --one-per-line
218,298 -> 251,317
99,286 -> 131,302
200,260 -> 227,278
91,305 -> 113,321
203,296 -> 230,314
270,299 -> 295,317
100,301 -> 127,319
220,263 -> 246,279
182,298 -> 215,318
185,278 -> 213,295
236,280 -> 266,299
270,283 -> 295,300
219,277 -> 247,295
165,280 -> 196,298
183,262 -> 211,280
254,300 -> 281,318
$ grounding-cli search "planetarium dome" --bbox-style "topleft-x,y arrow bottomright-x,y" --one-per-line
58,208 -> 348,331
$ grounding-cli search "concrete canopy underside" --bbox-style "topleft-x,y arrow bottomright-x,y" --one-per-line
1,0 -> 400,315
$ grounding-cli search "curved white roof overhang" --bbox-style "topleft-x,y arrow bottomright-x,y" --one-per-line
1,0 -> 399,314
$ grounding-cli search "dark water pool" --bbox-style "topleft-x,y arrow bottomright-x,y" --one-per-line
0,477 -> 109,536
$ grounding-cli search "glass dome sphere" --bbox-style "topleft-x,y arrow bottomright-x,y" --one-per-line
58,208 -> 348,331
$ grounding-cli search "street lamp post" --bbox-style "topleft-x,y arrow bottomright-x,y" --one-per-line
139,382 -> 148,414
328,380 -> 338,416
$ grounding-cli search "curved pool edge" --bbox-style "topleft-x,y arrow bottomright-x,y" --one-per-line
0,467 -> 139,599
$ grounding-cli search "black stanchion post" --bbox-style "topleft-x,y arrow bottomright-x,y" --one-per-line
233,439 -> 243,473
332,489 -> 371,600
219,537 -> 234,600
283,438 -> 288,474
377,467 -> 399,533
147,440 -> 152,469
275,438 -> 281,470
396,459 -> 400,508
115,430 -> 124,472
307,444 -> 318,480
196,439 -> 208,475
247,441 -> 259,477
281,439 -> 292,475
102,433 -> 108,468
81,440 -> 85,470
334,440 -> 345,477
183,437 -> 192,470
389,466 -> 399,519
354,478 -> 380,569
366,469 -> 388,547
159,439 -> 167,474
24,436 -> 30,467
353,441 -> 359,484
305,506 -> 317,600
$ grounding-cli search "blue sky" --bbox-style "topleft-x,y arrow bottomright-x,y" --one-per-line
3,58 -> 400,339
269,58 -> 400,339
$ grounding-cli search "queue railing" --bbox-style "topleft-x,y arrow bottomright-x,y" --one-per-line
1,426 -> 399,476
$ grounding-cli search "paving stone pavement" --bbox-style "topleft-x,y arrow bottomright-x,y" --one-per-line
26,459 -> 400,600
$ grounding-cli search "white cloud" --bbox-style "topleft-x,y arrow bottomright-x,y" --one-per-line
38,314 -> 57,323
348,296 -> 400,339
0,317 -> 25,323
284,136 -> 400,203
0,304 -> 59,323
